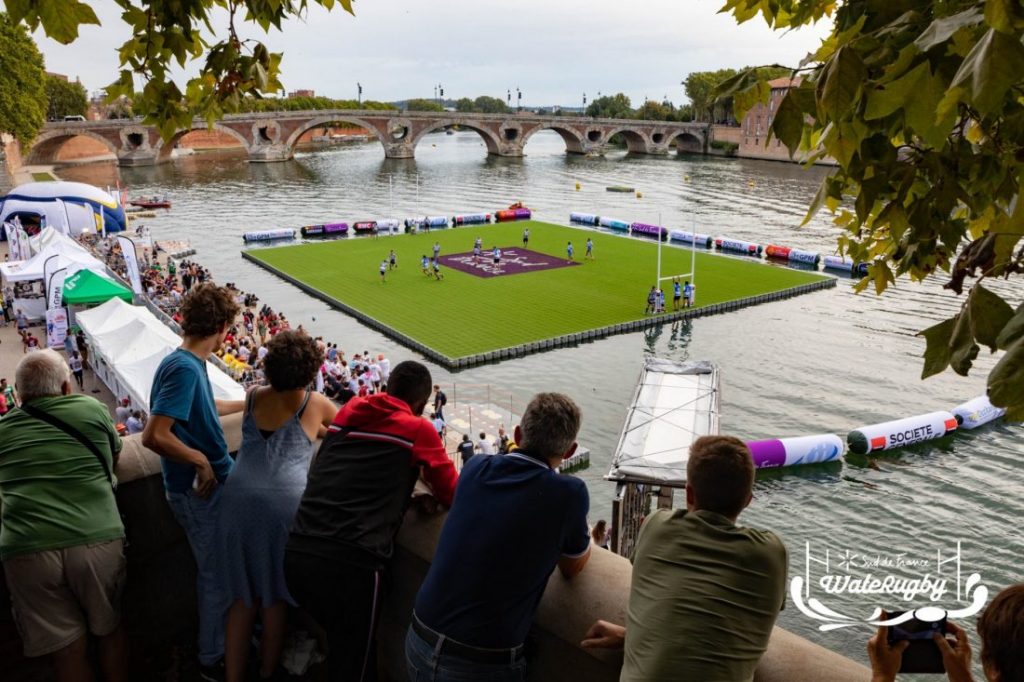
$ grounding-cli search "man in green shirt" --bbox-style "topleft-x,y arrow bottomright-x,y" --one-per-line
0,349 -> 128,682
582,435 -> 787,682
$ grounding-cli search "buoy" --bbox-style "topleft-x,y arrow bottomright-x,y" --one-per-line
951,395 -> 1005,430
684,175 -> 690,182
432,144 -> 437,147
748,180 -> 756,187
575,182 -> 581,191
570,212 -> 599,226
636,191 -> 643,199
847,411 -> 958,455
243,228 -> 295,243
747,434 -> 845,469
670,230 -> 713,248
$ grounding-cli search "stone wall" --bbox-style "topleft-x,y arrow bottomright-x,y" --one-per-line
712,124 -> 742,145
1,133 -> 23,183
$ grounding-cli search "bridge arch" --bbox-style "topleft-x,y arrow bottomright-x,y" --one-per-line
27,129 -> 119,165
157,123 -> 251,161
670,131 -> 704,154
604,128 -> 650,153
283,114 -> 382,154
409,119 -> 501,155
520,124 -> 586,154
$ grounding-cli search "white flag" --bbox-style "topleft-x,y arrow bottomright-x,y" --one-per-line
44,259 -> 67,310
4,222 -> 20,260
117,234 -> 143,295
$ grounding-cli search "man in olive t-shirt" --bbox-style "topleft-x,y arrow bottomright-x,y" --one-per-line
0,350 -> 127,680
583,435 -> 787,682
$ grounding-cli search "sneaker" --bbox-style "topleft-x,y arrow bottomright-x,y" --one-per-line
198,660 -> 226,682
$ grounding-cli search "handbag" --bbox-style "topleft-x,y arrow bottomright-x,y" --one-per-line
20,403 -> 116,491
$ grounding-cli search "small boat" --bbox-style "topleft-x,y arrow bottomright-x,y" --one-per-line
129,196 -> 171,209
606,185 -> 635,193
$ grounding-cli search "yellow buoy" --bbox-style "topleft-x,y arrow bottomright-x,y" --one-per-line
636,191 -> 643,199
748,180 -> 755,187
575,182 -> 581,191
684,175 -> 690,182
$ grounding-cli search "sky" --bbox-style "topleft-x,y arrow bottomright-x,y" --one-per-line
34,0 -> 832,108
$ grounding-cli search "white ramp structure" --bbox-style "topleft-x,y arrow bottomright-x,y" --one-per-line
607,358 -> 720,556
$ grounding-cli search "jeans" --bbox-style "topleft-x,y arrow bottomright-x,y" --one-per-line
404,623 -> 526,682
166,488 -> 227,666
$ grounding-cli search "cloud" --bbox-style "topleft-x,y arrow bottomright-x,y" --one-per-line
34,0 -> 830,106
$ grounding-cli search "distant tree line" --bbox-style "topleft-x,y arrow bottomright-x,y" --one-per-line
682,67 -> 790,123
584,93 -> 694,122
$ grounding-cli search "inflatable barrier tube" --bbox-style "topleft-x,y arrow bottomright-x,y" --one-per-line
789,248 -> 821,266
746,434 -> 845,469
716,237 -> 763,256
243,228 -> 295,243
495,208 -> 531,222
765,245 -> 792,260
452,213 -> 491,225
847,411 -> 958,455
300,222 -> 349,237
353,221 -> 378,233
670,230 -> 714,248
630,222 -> 668,241
952,395 -> 1006,430
570,212 -> 600,226
598,216 -> 630,231
375,218 -> 401,232
823,256 -> 869,276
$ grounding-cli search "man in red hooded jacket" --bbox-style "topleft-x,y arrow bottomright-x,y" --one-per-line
285,360 -> 457,682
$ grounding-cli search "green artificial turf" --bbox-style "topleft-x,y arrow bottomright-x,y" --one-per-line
246,220 -> 828,359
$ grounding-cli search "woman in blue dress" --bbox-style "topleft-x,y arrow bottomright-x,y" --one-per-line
214,331 -> 339,681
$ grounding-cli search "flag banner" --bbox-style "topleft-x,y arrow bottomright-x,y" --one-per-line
46,306 -> 69,348
45,261 -> 67,311
117,234 -> 143,295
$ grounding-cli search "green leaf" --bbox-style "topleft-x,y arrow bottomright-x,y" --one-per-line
919,317 -> 955,379
770,90 -> 804,157
997,304 -> 1024,350
816,46 -> 867,121
985,0 -> 1022,34
35,0 -> 100,44
988,337 -> 1024,415
949,28 -> 1024,115
949,308 -> 980,376
914,8 -> 984,51
969,283 -> 1015,351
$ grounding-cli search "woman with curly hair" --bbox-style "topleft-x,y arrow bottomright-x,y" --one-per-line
212,331 -> 338,682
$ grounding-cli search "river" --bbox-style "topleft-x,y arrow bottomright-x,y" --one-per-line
58,130 -> 1023,669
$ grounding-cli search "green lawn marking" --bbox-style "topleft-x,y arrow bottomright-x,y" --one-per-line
245,220 -> 829,359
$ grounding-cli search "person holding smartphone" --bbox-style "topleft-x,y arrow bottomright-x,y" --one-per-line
867,583 -> 1024,682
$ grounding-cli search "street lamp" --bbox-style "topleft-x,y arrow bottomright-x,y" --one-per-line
516,87 -> 522,112
438,83 -> 444,106
357,82 -> 362,106
507,89 -> 511,108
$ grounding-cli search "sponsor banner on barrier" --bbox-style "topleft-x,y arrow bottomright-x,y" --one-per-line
847,411 -> 958,454
243,228 -> 295,242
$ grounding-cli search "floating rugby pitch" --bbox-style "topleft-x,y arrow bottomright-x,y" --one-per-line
242,220 -> 833,368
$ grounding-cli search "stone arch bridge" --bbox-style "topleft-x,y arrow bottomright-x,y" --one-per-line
29,110 -> 710,166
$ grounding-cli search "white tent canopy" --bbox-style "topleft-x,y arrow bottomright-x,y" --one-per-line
0,231 -> 109,320
76,298 -> 245,414
607,358 -> 720,486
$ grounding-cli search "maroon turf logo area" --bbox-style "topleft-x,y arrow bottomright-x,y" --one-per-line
438,247 -> 581,278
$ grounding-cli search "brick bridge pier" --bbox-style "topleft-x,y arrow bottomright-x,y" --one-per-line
28,111 -> 710,166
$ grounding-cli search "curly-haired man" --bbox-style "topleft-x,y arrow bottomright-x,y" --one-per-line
143,283 -> 244,681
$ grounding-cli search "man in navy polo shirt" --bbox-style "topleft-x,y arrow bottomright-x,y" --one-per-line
406,392 -> 591,681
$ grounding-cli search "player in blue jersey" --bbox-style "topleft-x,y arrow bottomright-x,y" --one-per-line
421,255 -> 430,276
585,238 -> 594,260
567,241 -> 574,262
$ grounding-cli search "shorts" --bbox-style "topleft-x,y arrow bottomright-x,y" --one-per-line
3,538 -> 126,657
494,258 -> 500,264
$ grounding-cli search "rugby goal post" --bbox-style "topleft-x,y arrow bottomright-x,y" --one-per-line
654,212 -> 697,295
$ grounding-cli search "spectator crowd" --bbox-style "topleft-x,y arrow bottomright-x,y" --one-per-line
1,280 -> 1021,682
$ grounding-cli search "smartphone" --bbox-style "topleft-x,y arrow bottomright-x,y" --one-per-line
887,611 -> 947,674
